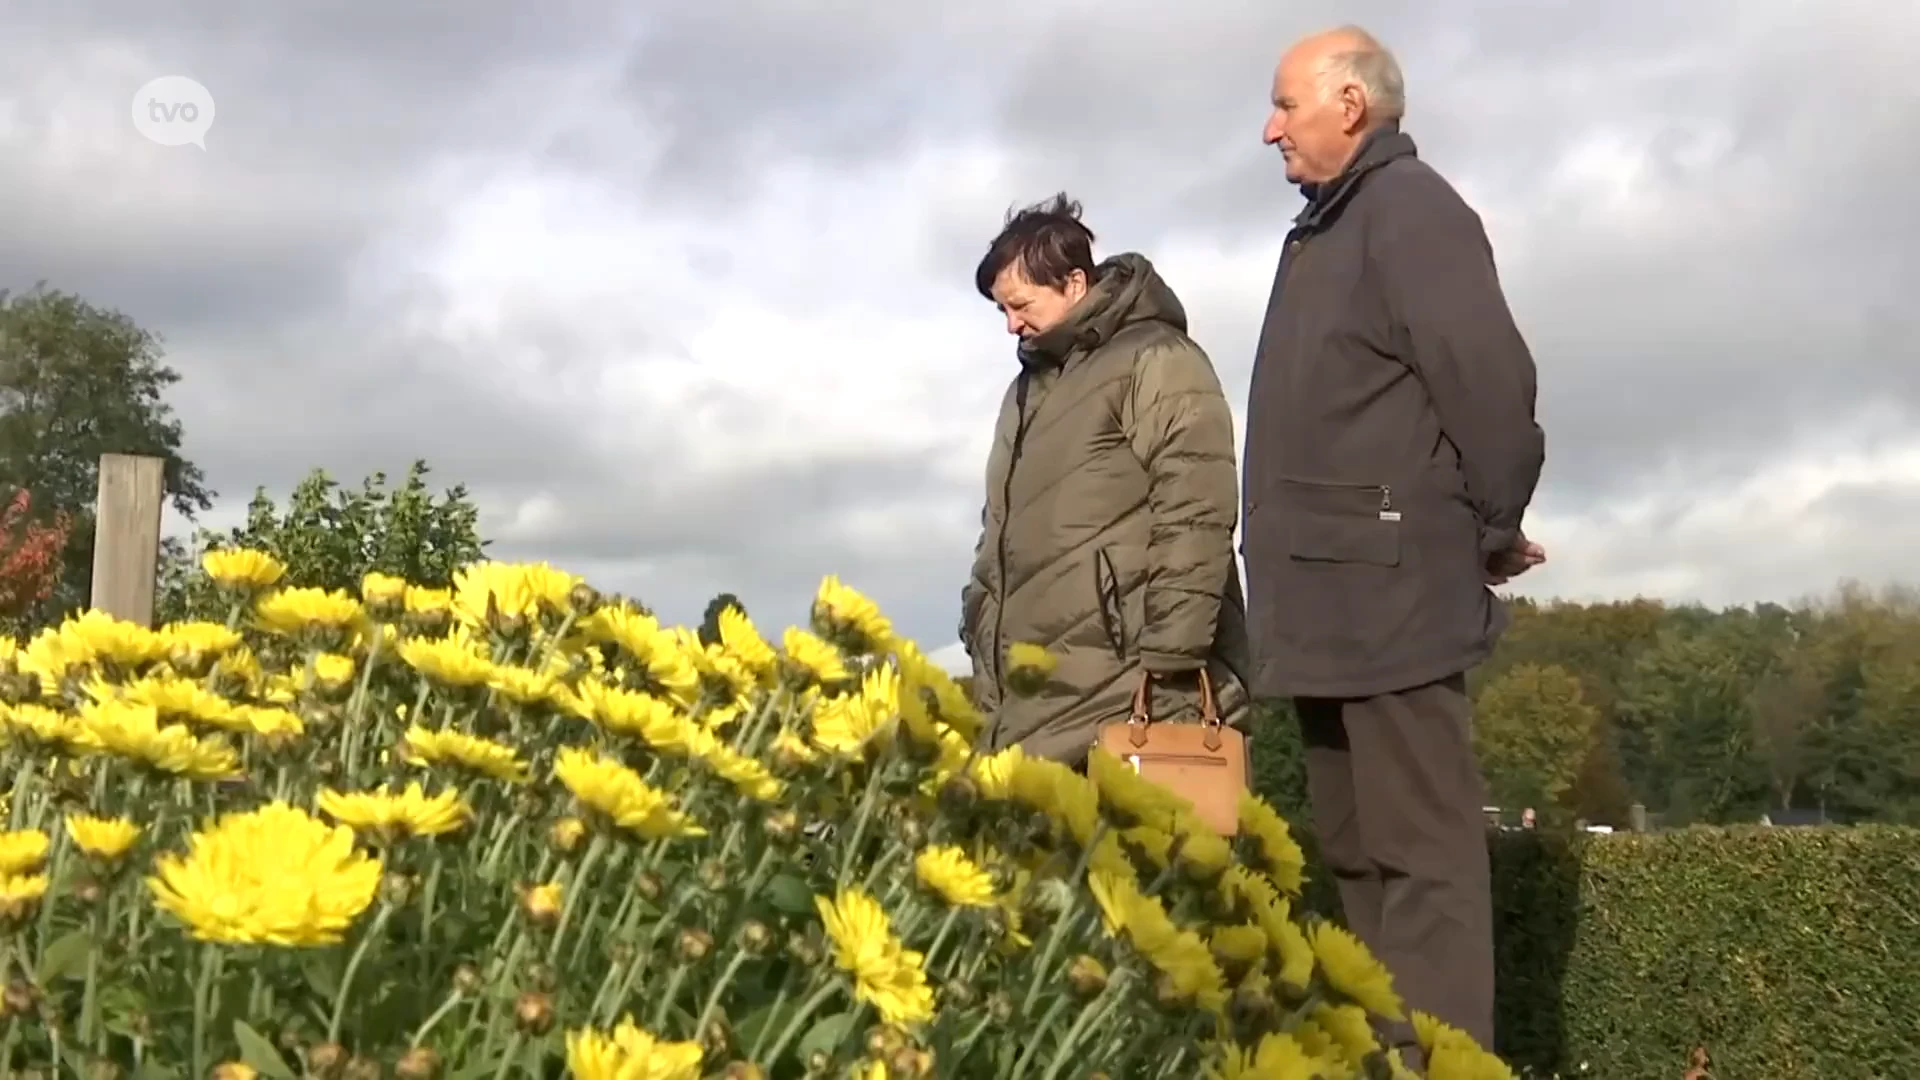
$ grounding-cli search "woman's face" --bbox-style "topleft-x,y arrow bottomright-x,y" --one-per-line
989,261 -> 1088,340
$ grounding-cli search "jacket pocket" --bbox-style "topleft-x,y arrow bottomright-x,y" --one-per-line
1093,546 -> 1127,660
1280,478 -> 1402,568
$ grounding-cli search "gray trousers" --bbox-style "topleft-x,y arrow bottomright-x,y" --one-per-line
1295,673 -> 1495,1065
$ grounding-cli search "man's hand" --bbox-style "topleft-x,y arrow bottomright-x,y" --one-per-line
1485,533 -> 1546,586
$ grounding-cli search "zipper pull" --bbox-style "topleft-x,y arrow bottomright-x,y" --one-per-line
1379,485 -> 1401,523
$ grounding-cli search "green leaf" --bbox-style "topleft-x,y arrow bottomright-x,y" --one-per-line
763,873 -> 816,917
301,951 -> 341,1000
233,1020 -> 296,1079
132,1062 -> 182,1080
35,929 -> 93,984
798,1010 -> 857,1062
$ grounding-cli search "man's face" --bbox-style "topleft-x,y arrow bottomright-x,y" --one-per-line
1262,47 -> 1361,185
990,262 -> 1087,340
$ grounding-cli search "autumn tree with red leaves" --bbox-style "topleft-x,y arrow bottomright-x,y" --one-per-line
0,488 -> 71,620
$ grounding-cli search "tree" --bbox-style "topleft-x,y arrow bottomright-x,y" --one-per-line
0,286 -> 213,622
0,488 -> 71,632
157,461 -> 485,623
1473,663 -> 1601,822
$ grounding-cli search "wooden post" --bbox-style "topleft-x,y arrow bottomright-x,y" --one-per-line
1628,802 -> 1648,833
90,453 -> 167,626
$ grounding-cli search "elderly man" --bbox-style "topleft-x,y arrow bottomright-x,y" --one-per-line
960,193 -> 1252,767
1241,25 -> 1547,1062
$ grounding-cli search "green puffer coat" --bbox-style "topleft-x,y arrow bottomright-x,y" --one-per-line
961,253 -> 1253,764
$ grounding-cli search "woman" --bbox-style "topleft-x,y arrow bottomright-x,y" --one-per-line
958,193 -> 1252,766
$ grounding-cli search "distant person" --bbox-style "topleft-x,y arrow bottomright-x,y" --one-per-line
958,194 -> 1252,766
1240,25 -> 1548,1063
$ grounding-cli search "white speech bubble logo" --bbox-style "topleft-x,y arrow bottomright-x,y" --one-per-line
131,75 -> 216,149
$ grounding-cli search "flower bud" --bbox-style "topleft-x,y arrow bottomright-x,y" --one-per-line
697,858 -> 728,891
549,817 -> 586,854
700,1017 -> 732,1059
633,871 -> 665,902
763,810 -> 800,844
936,775 -> 979,815
941,980 -> 975,1008
1065,954 -> 1108,999
518,882 -> 562,927
452,965 -> 483,996
865,1027 -> 906,1058
3,981 -> 39,1019
513,991 -> 555,1035
894,816 -> 927,849
737,920 -> 774,955
720,1065 -> 766,1080
73,878 -> 104,907
168,645 -> 214,679
805,1051 -> 832,1076
343,1058 -> 382,1080
986,993 -> 1015,1024
676,927 -> 715,964
1153,971 -> 1192,1009
380,872 -> 415,908
569,583 -> 601,614
525,962 -> 558,992
395,1047 -> 441,1080
210,1066 -> 257,1080
786,933 -> 823,967
887,1047 -> 935,1078
305,1042 -> 348,1079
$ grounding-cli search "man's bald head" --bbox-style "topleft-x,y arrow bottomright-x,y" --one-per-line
1263,25 -> 1407,185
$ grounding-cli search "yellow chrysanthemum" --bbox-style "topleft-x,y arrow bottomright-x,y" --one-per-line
570,681 -> 705,755
1088,748 -> 1191,828
201,548 -> 287,591
1312,1003 -> 1380,1065
0,702 -> 84,751
100,674 -> 247,732
360,572 -> 408,610
968,744 -> 1024,800
716,606 -> 778,680
159,621 -> 243,660
576,605 -> 703,705
396,628 -> 496,689
450,560 -> 581,631
1007,755 -> 1100,846
65,814 -> 142,861
812,666 -> 900,757
812,575 -> 893,652
0,829 -> 50,876
148,802 -> 383,947
1308,921 -> 1405,1021
552,748 -> 705,841
913,845 -> 996,908
254,588 -> 367,644
317,782 -> 472,842
401,725 -> 530,784
0,874 -> 49,923
815,887 -> 935,1027
782,627 -> 849,686
1005,641 -> 1056,677
1237,792 -> 1306,895
564,1017 -> 704,1080
72,699 -> 241,780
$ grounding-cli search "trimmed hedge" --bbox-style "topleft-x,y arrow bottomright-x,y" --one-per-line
1280,818 -> 1920,1078
1252,703 -> 1918,1076
1493,825 -> 1920,1079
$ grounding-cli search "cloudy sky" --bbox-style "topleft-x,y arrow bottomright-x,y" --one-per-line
3,0 -> 1916,666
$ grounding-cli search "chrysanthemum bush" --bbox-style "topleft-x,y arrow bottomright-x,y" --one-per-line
0,552 -> 1515,1079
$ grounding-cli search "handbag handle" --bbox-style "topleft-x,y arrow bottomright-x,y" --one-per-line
1126,669 -> 1221,748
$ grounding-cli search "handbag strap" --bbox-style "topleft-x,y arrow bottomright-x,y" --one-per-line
1126,669 -> 1221,748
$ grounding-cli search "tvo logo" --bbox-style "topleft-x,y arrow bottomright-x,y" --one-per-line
131,75 -> 216,149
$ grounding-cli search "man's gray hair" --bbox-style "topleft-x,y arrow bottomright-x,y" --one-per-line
1316,26 -> 1406,123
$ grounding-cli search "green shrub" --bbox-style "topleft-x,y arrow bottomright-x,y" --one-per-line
1252,727 -> 1920,1078
1496,825 -> 1920,1079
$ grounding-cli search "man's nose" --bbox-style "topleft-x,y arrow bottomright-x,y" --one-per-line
1005,313 -> 1024,336
1262,111 -> 1284,145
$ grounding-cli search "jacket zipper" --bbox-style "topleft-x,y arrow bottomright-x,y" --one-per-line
987,373 -> 1034,747
1379,485 -> 1400,522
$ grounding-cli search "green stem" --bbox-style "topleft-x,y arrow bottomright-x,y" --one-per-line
760,978 -> 844,1066
191,946 -> 221,1078
1005,995 -> 1074,1080
692,950 -> 753,1042
1022,906 -> 1089,1013
409,989 -> 466,1048
548,834 -> 607,964
835,760 -> 889,886
491,1031 -> 526,1080
328,904 -> 396,1041
1040,972 -> 1131,1080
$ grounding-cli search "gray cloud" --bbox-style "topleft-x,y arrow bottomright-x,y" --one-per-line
3,0 -> 1917,659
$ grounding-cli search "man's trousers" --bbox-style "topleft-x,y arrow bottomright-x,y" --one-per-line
1294,672 -> 1495,1064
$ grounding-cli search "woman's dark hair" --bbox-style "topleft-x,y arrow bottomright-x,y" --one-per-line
973,192 -> 1097,301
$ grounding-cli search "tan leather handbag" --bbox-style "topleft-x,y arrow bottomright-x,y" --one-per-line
1094,670 -> 1247,837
